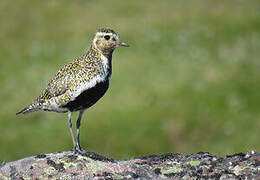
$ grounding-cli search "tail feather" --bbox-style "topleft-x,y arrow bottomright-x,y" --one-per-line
16,104 -> 40,115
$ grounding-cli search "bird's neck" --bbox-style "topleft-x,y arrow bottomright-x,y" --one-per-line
89,45 -> 113,60
85,45 -> 112,78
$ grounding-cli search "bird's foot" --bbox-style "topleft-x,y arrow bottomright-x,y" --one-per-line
73,146 -> 87,155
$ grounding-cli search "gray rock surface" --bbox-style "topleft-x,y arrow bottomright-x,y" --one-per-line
0,150 -> 259,179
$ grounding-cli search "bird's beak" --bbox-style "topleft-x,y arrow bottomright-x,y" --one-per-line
118,41 -> 129,47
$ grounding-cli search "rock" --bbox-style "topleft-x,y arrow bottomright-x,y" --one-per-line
0,151 -> 259,179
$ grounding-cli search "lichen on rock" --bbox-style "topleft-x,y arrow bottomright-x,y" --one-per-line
0,150 -> 259,179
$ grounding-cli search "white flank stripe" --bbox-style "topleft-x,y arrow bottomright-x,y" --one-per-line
70,54 -> 110,101
46,53 -> 111,112
43,48 -> 111,113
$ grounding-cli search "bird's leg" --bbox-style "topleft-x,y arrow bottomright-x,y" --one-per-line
76,110 -> 84,152
67,111 -> 76,152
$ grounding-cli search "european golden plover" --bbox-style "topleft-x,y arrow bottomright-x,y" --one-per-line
17,28 -> 129,153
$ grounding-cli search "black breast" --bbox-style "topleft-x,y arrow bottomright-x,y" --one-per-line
62,80 -> 109,112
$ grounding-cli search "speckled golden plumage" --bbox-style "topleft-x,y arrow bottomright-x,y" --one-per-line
17,28 -> 129,153
37,47 -> 105,106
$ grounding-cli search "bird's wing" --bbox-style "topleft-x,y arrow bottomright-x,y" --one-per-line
37,59 -> 91,103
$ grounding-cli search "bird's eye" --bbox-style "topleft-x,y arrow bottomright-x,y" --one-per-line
104,35 -> 110,40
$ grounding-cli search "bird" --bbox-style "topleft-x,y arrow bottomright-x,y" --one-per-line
16,28 -> 129,153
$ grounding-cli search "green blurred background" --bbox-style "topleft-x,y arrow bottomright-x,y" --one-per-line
0,0 -> 259,162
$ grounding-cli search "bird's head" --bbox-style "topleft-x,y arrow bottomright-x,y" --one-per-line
92,28 -> 129,54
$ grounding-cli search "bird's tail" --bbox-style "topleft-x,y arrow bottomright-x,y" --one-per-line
16,103 -> 40,115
